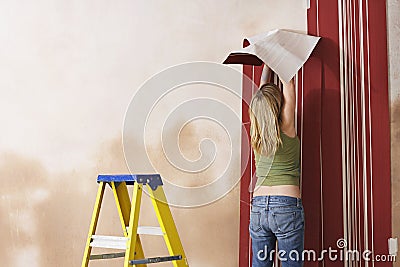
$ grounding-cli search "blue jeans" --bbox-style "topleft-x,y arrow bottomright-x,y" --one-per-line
249,195 -> 305,267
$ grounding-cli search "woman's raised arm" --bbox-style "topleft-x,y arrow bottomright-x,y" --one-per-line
279,77 -> 296,137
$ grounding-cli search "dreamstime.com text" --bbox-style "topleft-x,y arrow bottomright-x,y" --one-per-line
257,238 -> 396,262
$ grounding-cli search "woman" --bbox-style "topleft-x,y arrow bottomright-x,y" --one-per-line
248,71 -> 305,267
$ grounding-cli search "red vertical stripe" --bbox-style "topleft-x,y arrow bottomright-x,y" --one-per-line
366,0 -> 391,262
305,1 -> 343,266
239,38 -> 253,267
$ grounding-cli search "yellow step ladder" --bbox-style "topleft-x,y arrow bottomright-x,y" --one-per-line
81,174 -> 189,267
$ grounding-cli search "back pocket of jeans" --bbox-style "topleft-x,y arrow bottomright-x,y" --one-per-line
250,211 -> 262,232
272,211 -> 296,233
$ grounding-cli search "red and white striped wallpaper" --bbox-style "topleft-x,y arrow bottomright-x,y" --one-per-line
239,1 -> 392,266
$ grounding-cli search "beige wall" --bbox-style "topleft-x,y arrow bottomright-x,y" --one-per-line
388,0 -> 400,266
0,1 -> 306,266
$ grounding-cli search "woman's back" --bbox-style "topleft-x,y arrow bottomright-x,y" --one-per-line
254,129 -> 300,187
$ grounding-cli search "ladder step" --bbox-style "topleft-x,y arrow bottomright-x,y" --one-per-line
129,255 -> 182,265
90,227 -> 163,249
137,226 -> 164,236
90,252 -> 125,260
90,235 -> 128,250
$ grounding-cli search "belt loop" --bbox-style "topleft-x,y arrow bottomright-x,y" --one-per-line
266,195 -> 269,209
297,198 -> 300,207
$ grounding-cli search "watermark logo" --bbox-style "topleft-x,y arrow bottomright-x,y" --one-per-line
257,238 -> 397,262
123,61 -> 266,207
336,238 -> 347,249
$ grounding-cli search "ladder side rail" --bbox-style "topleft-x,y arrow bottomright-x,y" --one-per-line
148,185 -> 188,267
81,182 -> 106,267
124,182 -> 144,267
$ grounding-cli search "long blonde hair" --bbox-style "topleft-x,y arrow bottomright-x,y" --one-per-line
249,83 -> 283,156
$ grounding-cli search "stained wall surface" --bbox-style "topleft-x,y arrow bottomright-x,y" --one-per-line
0,1 -> 306,266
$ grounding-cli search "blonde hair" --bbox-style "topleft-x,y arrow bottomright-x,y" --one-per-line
249,83 -> 283,156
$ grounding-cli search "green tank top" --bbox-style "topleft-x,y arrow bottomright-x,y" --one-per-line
254,130 -> 300,186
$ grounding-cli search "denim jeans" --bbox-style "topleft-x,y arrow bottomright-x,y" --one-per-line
249,195 -> 305,267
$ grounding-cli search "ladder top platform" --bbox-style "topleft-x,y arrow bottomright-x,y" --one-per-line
97,174 -> 163,190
